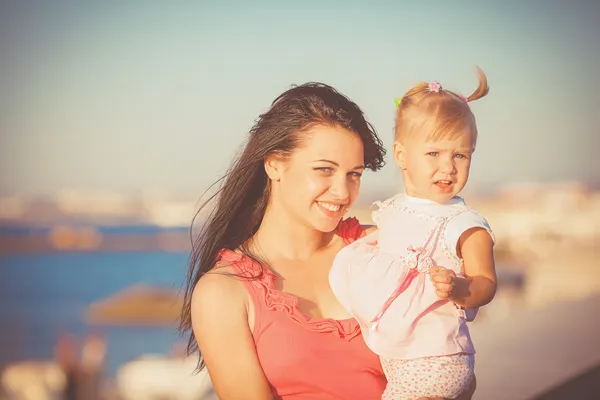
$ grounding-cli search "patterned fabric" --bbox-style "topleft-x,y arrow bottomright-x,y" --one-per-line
381,353 -> 475,400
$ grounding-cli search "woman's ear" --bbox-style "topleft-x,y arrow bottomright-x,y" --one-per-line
392,141 -> 407,170
264,154 -> 285,181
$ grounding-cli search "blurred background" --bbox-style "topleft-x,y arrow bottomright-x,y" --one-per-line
0,1 -> 599,399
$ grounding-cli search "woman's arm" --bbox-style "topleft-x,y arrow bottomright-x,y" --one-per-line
362,225 -> 377,234
191,271 -> 274,400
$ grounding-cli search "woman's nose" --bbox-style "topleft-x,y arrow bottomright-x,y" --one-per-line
329,176 -> 350,199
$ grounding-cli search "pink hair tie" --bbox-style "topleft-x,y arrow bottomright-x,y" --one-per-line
428,81 -> 441,93
459,94 -> 469,103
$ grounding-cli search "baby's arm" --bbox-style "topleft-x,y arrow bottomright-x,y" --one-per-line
450,226 -> 497,308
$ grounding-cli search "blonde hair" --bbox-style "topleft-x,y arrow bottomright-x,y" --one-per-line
394,67 -> 489,148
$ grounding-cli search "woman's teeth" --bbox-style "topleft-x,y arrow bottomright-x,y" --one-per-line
318,202 -> 342,212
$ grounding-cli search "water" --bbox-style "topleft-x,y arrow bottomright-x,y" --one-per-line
0,251 -> 191,376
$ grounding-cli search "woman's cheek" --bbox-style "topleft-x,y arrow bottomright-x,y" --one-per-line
350,179 -> 361,204
305,175 -> 330,196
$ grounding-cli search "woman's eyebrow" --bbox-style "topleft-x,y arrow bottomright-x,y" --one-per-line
313,159 -> 365,169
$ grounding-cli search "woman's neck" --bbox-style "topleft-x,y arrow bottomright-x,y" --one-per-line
250,205 -> 334,262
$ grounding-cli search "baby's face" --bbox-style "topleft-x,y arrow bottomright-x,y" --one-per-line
394,131 -> 475,203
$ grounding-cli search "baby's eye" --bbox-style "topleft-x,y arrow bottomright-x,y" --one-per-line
454,154 -> 467,159
426,152 -> 439,157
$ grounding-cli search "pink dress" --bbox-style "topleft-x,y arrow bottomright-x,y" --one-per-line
329,194 -> 495,399
215,218 -> 386,400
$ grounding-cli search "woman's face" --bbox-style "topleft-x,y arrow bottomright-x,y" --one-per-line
267,124 -> 366,233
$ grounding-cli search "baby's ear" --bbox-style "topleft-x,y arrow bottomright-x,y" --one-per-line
392,141 -> 406,170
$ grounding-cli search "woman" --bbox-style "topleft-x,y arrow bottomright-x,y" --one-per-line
180,83 -> 476,400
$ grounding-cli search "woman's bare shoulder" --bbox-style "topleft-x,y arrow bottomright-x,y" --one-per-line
191,264 -> 247,318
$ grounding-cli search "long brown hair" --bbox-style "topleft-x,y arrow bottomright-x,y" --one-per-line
180,82 -> 386,366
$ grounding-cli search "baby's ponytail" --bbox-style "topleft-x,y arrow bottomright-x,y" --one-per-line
465,66 -> 489,102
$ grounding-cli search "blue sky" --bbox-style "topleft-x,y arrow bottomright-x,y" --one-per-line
1,0 -> 598,197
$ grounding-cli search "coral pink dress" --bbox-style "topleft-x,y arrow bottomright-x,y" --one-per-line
215,218 -> 386,400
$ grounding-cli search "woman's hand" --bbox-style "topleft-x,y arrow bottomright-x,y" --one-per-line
455,374 -> 476,400
417,374 -> 476,400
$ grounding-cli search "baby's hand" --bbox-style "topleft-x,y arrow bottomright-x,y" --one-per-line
428,266 -> 456,299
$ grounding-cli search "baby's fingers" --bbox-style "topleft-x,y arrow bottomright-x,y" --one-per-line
428,265 -> 445,275
433,274 -> 454,284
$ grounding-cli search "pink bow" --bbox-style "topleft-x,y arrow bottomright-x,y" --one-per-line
406,245 -> 434,273
428,81 -> 441,93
